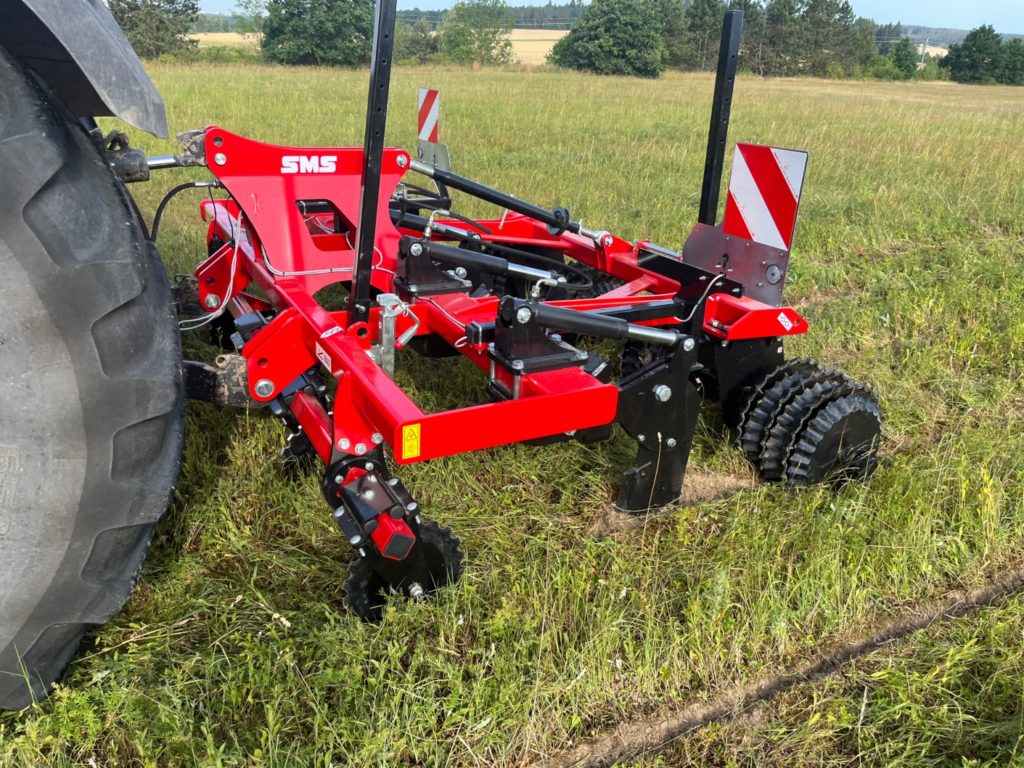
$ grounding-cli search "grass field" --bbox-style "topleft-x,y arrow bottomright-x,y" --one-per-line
2,65 -> 1024,766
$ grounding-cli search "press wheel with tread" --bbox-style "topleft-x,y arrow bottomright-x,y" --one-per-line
0,48 -> 183,709
343,521 -> 465,622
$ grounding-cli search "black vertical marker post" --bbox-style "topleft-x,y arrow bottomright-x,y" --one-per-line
351,0 -> 398,325
698,10 -> 744,227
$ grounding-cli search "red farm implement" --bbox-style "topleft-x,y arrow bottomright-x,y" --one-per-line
0,1 -> 885,706
149,10 -> 883,617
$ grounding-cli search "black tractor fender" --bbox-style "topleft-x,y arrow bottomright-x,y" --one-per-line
0,0 -> 168,137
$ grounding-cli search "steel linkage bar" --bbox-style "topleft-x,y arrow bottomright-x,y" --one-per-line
409,161 -> 603,239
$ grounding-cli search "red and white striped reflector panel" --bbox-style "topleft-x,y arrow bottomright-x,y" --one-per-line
418,88 -> 440,144
722,143 -> 808,252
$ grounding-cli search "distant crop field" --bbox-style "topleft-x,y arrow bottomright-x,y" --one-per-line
3,65 -> 1023,766
190,29 -> 567,63
510,28 -> 568,65
191,31 -> 254,47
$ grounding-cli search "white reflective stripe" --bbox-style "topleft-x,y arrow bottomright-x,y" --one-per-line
729,147 -> 787,250
771,148 -> 808,202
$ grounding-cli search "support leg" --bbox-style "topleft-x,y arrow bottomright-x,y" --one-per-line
615,342 -> 703,512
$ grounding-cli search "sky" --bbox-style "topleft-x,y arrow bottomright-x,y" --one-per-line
199,0 -> 1024,35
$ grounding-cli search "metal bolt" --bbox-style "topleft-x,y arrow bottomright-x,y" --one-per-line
349,535 -> 362,546
516,307 -> 533,324
363,489 -> 375,500
354,442 -> 367,455
337,437 -> 351,451
454,266 -> 468,278
408,582 -> 425,599
406,502 -> 418,512
512,360 -> 525,371
387,478 -> 399,486
654,384 -> 672,402
365,462 -> 375,471
371,432 -> 383,445
666,437 -> 678,448
254,379 -> 274,398
214,152 -> 227,166
682,338 -> 696,352
638,434 -> 646,443
334,475 -> 344,485
602,234 -> 613,247
358,547 -> 366,557
410,242 -> 423,257
203,294 -> 221,309
396,154 -> 408,168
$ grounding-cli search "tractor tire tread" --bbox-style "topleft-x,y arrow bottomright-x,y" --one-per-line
0,47 -> 182,710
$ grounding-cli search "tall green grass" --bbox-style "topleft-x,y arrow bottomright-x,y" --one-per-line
653,594 -> 1024,767
1,66 -> 1022,766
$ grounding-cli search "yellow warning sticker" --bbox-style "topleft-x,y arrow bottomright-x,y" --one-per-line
402,423 -> 421,459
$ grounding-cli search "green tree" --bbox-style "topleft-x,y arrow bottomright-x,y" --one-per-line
396,18 -> 439,64
261,0 -> 374,66
914,58 -> 948,81
763,0 -> 804,75
677,0 -> 726,71
548,0 -> 666,78
890,36 -> 917,79
801,0 -> 857,77
110,0 -> 200,58
874,21 -> 901,55
851,17 -> 880,70
1000,38 -> 1024,85
942,25 -> 1004,84
730,0 -> 769,75
233,0 -> 267,39
649,0 -> 687,68
438,0 -> 514,65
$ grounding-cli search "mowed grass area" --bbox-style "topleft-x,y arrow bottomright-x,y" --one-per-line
2,66 -> 1024,766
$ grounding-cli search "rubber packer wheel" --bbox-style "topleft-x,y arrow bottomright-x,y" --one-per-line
737,358 -> 820,465
0,48 -> 183,709
787,392 -> 882,485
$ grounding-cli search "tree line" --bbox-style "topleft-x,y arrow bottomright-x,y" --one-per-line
942,25 -> 1024,85
397,2 -> 587,30
113,0 -> 1023,87
551,0 -> 942,79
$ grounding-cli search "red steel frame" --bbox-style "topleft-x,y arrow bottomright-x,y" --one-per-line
194,128 -> 808,467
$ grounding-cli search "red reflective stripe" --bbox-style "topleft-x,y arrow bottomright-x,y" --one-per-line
738,144 -> 799,249
722,191 -> 753,241
418,89 -> 439,142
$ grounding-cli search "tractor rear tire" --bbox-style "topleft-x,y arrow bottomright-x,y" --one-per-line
0,48 -> 183,709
